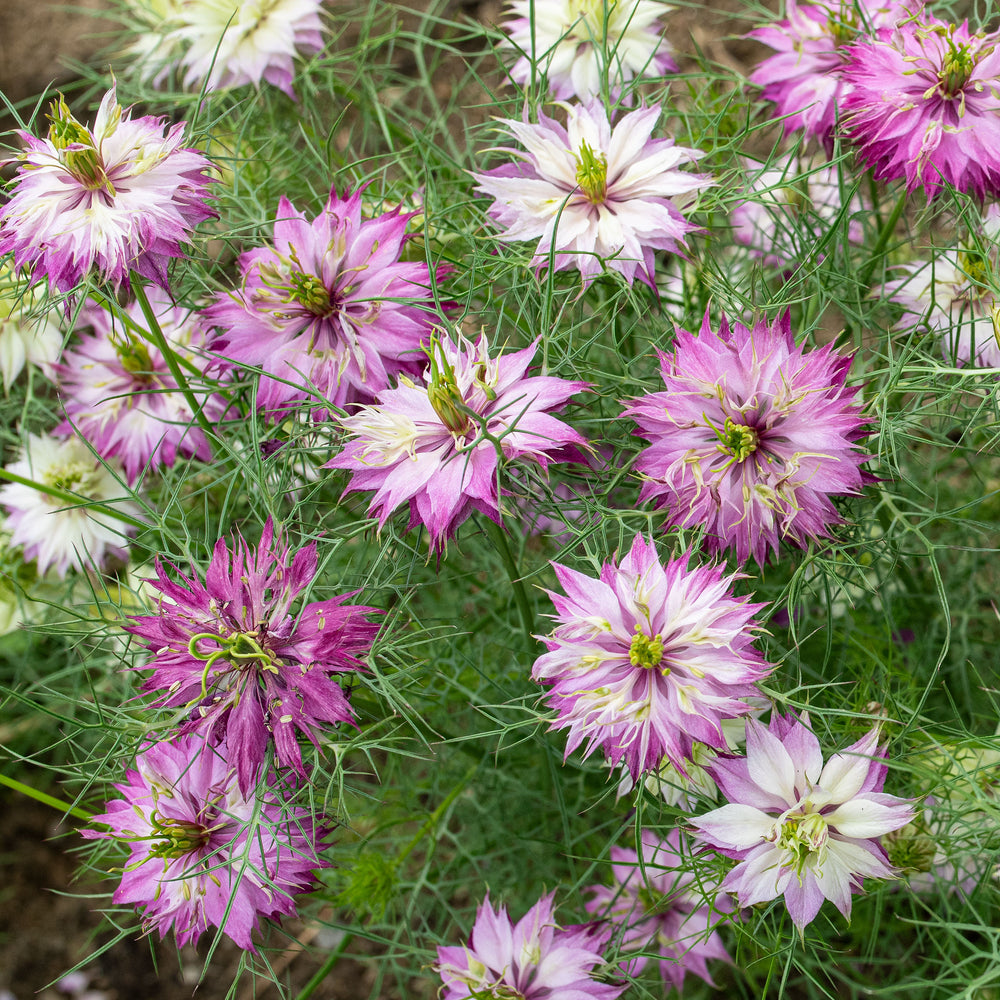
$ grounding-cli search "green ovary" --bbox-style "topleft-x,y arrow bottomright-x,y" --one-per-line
629,625 -> 665,670
774,811 -> 828,874
149,814 -> 210,858
718,418 -> 759,462
574,140 -> 608,204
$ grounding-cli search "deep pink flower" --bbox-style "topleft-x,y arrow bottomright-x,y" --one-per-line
748,0 -> 912,150
205,187 -> 446,419
842,14 -> 1000,199
691,713 -> 916,930
83,735 -> 327,951
532,535 -> 771,779
435,892 -> 625,1000
55,287 -> 228,484
473,100 -> 712,289
126,518 -> 381,793
0,86 -> 214,294
585,829 -> 730,990
326,332 -> 588,552
622,310 -> 869,565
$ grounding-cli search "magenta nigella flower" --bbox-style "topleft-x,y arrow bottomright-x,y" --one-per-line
126,518 -> 381,793
531,534 -> 771,779
623,310 -> 869,565
205,187 -> 446,418
0,86 -> 214,295
435,892 -> 625,1000
842,14 -> 1000,199
83,735 -> 327,950
326,331 -> 588,552
503,0 -> 676,101
749,0 -> 911,150
55,287 -> 228,484
473,100 -> 712,289
585,829 -> 729,990
691,713 -> 916,930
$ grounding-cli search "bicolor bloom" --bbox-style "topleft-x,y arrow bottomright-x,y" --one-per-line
0,433 -> 140,577
473,100 -> 712,289
623,310 -> 869,565
532,534 -> 771,779
126,518 -> 381,793
205,187 -> 446,418
691,713 -> 916,930
0,87 -> 215,294
56,287 -> 228,483
435,892 -> 625,1000
126,0 -> 325,96
842,14 -> 1000,199
749,0 -> 912,150
327,331 -> 588,552
83,736 -> 327,950
503,0 -> 676,101
585,829 -> 730,990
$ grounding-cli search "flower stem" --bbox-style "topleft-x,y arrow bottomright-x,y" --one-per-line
480,515 -> 537,651
857,188 -> 908,292
292,931 -> 353,1000
0,771 -> 92,822
0,467 -> 146,530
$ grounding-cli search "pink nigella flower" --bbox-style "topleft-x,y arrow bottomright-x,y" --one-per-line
531,534 -> 771,779
55,287 -> 228,484
842,14 -> 1000,199
503,0 -> 676,101
623,310 -> 869,565
126,518 -> 381,794
326,331 -> 588,552
749,0 -> 911,150
83,735 -> 327,951
205,187 -> 446,418
691,713 -> 916,930
0,86 -> 214,295
473,100 -> 712,289
435,892 -> 625,1000
585,829 -> 729,990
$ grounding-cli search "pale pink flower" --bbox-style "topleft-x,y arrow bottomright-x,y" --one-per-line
691,713 -> 916,930
473,100 -> 712,289
532,534 -> 771,779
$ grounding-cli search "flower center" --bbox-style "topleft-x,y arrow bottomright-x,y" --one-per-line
114,336 -> 157,382
259,248 -> 335,318
43,459 -> 98,495
770,810 -> 829,876
426,336 -> 474,436
187,630 -> 280,700
574,139 -> 608,205
826,5 -> 859,46
959,248 -> 991,288
148,813 -> 211,859
569,0 -> 614,40
937,34 -> 979,97
716,418 -> 759,462
47,95 -> 116,197
629,625 -> 665,670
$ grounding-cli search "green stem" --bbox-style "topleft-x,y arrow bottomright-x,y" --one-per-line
292,931 -> 353,1000
397,760 -> 479,864
130,277 -> 217,441
0,772 -> 92,822
0,467 -> 146,530
480,516 -> 537,651
857,188 -> 908,292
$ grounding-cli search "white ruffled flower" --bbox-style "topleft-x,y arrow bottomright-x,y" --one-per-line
0,276 -> 62,392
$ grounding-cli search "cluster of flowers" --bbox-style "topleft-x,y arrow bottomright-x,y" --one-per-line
1,0 -> 993,978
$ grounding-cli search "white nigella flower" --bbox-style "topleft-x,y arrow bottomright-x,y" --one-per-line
0,274 -> 62,392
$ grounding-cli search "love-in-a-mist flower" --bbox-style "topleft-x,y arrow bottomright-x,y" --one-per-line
205,187 -> 446,418
0,87 -> 215,294
126,0 -> 325,96
532,534 -> 771,779
126,519 -> 381,793
0,433 -> 140,577
749,0 -> 911,150
0,268 -> 62,391
473,100 -> 712,289
691,713 -> 916,930
503,0 -> 676,101
327,331 -> 588,552
56,287 -> 228,484
585,829 -> 729,990
83,735 -> 327,950
623,310 -> 869,565
842,13 -> 1000,198
435,892 -> 625,1000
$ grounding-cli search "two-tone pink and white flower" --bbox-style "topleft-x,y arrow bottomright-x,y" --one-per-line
532,534 -> 772,779
205,187 -> 446,418
473,100 -> 712,289
691,713 -> 916,930
0,86 -> 214,294
623,310 -> 870,565
503,0 -> 676,101
585,829 -> 730,990
83,735 -> 327,951
126,518 -> 381,793
435,892 -> 624,1000
56,287 -> 228,483
327,331 -> 588,552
